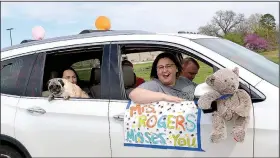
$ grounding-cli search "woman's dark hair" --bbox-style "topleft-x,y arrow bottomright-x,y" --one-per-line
150,52 -> 182,79
61,67 -> 81,86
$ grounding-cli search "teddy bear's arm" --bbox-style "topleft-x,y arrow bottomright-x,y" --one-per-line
234,89 -> 252,117
197,91 -> 221,109
210,112 -> 227,143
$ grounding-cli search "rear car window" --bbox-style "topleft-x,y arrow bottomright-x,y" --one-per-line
1,54 -> 37,96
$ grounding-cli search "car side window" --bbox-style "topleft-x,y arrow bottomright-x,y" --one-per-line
38,44 -> 109,100
1,54 -> 37,96
116,43 -> 214,100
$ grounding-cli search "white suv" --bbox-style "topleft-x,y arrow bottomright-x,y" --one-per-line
1,30 -> 279,157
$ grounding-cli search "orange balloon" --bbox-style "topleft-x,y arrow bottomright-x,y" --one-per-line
95,16 -> 111,30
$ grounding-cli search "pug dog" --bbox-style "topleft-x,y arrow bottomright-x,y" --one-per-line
47,78 -> 89,101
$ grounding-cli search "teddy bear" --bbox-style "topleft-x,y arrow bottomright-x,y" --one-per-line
197,67 -> 252,143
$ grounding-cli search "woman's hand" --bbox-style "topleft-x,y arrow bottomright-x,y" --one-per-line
162,94 -> 184,103
129,88 -> 184,104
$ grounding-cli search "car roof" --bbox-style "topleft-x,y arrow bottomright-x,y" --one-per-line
158,33 -> 218,39
1,30 -> 154,52
1,30 -> 217,52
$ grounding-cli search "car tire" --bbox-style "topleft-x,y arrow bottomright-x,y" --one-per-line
0,146 -> 22,158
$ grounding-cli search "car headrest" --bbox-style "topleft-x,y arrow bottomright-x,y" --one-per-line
50,71 -> 59,79
122,65 -> 136,88
45,71 -> 59,88
90,68 -> 101,85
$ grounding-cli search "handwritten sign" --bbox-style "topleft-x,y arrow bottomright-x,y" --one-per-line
124,101 -> 204,151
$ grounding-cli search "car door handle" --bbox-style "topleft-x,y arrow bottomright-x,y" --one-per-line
113,114 -> 124,121
27,107 -> 46,115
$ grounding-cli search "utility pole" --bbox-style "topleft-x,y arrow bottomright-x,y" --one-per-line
6,28 -> 14,46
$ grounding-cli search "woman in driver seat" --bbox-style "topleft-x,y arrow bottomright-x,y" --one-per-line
61,67 -> 90,98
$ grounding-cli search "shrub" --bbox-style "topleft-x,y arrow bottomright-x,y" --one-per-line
244,33 -> 268,52
224,33 -> 245,46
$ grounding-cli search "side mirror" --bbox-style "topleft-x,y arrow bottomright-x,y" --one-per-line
194,82 -> 215,98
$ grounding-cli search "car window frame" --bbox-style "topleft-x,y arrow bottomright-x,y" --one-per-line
1,53 -> 38,97
106,44 -> 126,100
19,42 -> 112,101
24,52 -> 46,97
108,40 -> 266,102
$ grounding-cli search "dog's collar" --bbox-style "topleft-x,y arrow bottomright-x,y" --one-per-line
217,94 -> 233,100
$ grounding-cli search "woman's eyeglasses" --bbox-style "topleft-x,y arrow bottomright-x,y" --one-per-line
157,64 -> 175,71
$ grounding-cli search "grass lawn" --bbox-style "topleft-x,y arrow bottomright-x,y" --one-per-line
76,69 -> 91,81
76,50 -> 279,84
259,50 -> 279,64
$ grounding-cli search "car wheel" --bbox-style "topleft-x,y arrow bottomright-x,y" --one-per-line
0,146 -> 22,158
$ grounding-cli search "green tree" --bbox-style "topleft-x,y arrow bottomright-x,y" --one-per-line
254,27 -> 268,38
260,14 -> 276,30
256,14 -> 278,50
224,33 -> 244,46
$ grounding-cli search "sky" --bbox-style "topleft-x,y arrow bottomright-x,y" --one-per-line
1,2 -> 279,49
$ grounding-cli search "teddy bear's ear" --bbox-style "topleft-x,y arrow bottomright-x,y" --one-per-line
233,67 -> 239,76
206,75 -> 216,86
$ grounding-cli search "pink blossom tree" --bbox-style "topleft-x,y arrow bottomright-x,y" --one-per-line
244,33 -> 268,52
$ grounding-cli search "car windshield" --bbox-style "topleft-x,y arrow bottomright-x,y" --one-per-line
191,38 -> 279,87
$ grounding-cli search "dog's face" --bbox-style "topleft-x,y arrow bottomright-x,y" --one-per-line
47,78 -> 65,96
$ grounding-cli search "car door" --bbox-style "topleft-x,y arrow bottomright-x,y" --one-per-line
108,40 -> 255,157
15,45 -> 112,157
1,54 -> 37,138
